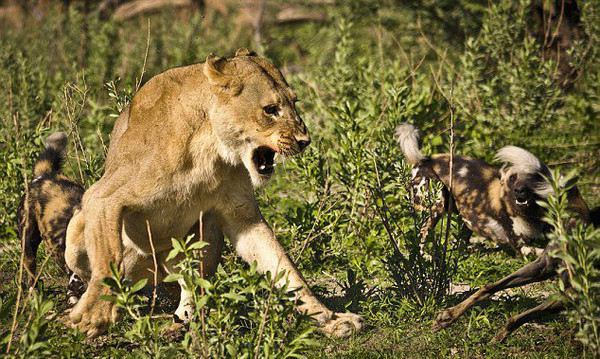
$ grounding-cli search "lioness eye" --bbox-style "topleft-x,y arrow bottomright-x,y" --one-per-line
264,105 -> 279,116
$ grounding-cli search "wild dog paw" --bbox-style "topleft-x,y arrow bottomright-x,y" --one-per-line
431,308 -> 458,331
491,317 -> 516,342
318,312 -> 364,338
68,287 -> 120,338
492,326 -> 510,343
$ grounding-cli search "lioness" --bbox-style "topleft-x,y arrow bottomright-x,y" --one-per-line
64,48 -> 363,338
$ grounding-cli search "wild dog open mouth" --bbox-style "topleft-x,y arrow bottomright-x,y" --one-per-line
515,198 -> 528,205
252,146 -> 276,175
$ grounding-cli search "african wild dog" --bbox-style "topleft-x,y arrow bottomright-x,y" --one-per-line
396,123 -> 597,341
18,132 -> 85,304
395,123 -> 591,256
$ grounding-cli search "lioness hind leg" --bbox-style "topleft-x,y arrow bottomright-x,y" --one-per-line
162,213 -> 225,322
65,210 -> 91,282
67,200 -> 124,338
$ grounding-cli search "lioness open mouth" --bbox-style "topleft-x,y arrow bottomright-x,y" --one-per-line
252,146 -> 276,175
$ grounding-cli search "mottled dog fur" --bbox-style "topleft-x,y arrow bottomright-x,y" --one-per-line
396,123 -> 597,340
395,123 -> 590,255
18,132 -> 85,303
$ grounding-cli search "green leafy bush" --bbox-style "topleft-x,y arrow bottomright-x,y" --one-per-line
543,170 -> 600,355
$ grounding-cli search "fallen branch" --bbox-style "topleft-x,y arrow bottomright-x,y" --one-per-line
113,0 -> 193,21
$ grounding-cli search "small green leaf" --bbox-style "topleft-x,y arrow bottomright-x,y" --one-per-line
130,278 -> 148,293
222,292 -> 247,302
163,273 -> 183,283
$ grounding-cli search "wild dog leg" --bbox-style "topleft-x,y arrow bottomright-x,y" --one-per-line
420,188 -> 454,255
66,271 -> 86,306
216,193 -> 363,338
421,197 -> 446,240
432,251 -> 561,331
492,298 -> 565,342
68,199 -> 124,338
18,198 -> 42,285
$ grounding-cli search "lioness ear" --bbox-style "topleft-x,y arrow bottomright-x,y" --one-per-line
235,48 -> 257,57
204,53 -> 229,86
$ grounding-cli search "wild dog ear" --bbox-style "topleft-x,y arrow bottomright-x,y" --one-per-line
498,166 -> 510,197
235,48 -> 257,57
566,185 -> 591,224
204,54 -> 242,94
499,165 -> 509,183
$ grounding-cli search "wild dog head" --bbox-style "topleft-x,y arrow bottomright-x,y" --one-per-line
495,146 -> 552,218
204,48 -> 310,186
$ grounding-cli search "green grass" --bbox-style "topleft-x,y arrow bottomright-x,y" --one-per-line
1,1 -> 599,357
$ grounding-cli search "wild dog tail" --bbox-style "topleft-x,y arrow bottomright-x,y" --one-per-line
395,123 -> 425,165
33,132 -> 68,178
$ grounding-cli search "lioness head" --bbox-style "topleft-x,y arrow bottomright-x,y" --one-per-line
204,48 -> 310,186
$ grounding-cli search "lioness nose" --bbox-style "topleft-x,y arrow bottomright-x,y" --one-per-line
298,138 -> 311,151
294,120 -> 310,151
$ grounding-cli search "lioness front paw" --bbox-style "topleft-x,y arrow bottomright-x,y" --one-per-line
68,288 -> 120,338
319,312 -> 364,338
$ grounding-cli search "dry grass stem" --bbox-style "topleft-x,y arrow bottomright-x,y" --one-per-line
146,220 -> 158,316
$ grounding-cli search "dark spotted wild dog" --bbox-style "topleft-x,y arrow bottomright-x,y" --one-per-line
394,123 -> 591,256
18,132 -> 85,304
395,123 -> 597,340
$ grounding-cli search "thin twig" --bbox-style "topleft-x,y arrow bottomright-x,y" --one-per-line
548,0 -> 565,48
294,178 -> 330,262
417,16 -> 458,77
370,152 -> 423,306
441,79 -> 455,296
198,211 -> 208,358
136,19 -> 151,92
253,0 -> 267,50
7,111 -> 28,354
254,259 -> 280,359
146,220 -> 158,316
19,254 -> 51,316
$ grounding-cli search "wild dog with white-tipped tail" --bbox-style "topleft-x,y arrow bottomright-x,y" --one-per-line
395,123 -> 591,255
18,132 -> 86,305
396,123 -> 598,341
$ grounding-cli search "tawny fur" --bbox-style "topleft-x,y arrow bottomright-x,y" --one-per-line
65,49 -> 363,338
